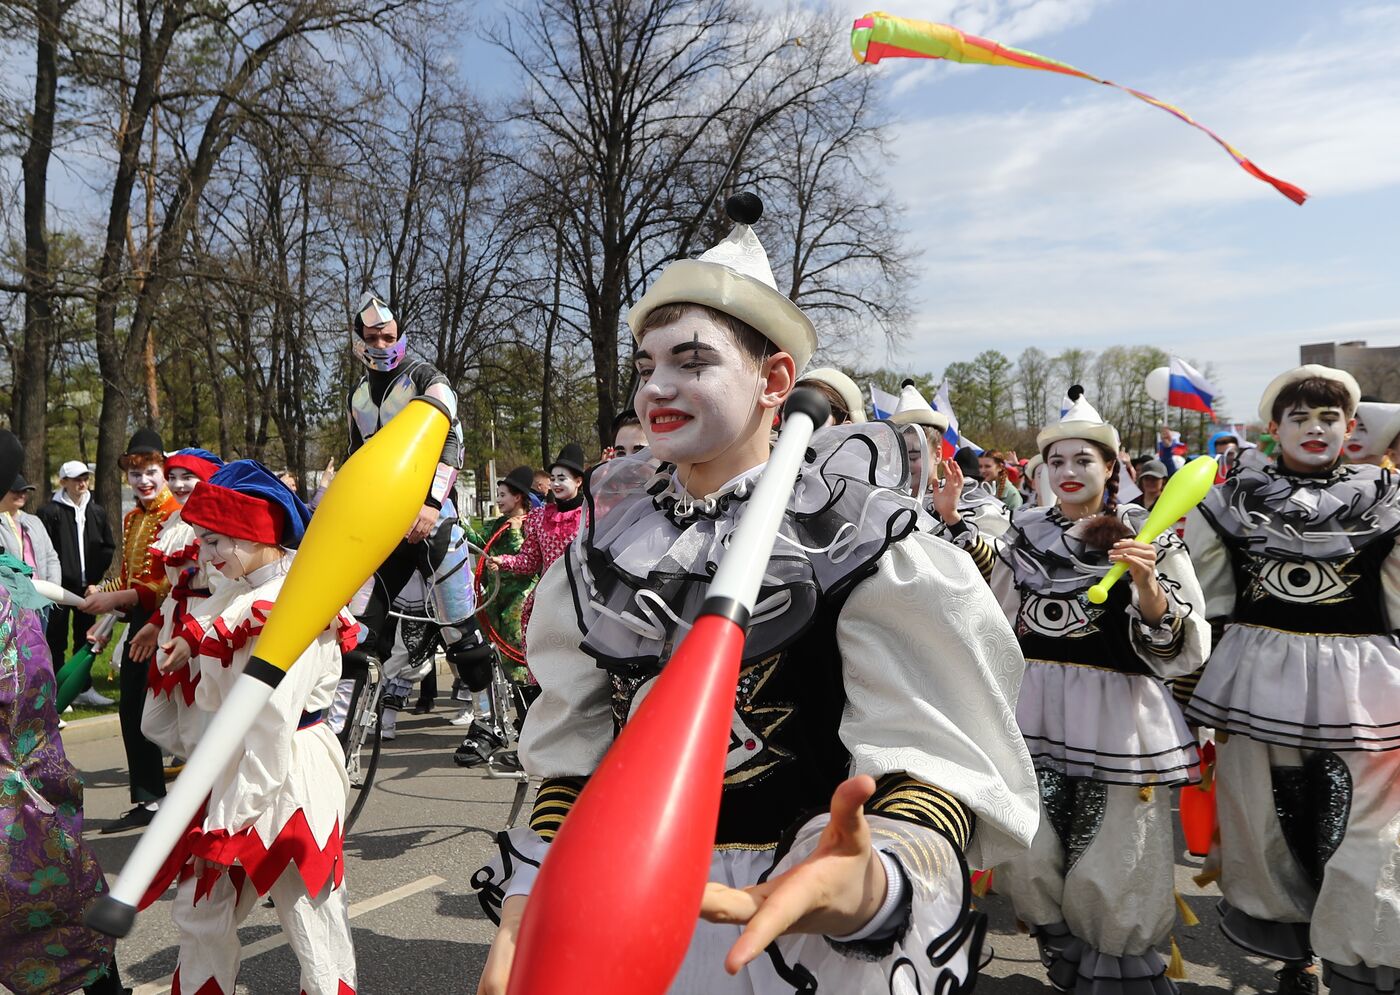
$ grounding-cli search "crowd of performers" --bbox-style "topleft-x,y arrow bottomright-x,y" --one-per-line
2,194 -> 1398,995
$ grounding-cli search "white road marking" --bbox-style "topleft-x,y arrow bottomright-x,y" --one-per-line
130,875 -> 448,995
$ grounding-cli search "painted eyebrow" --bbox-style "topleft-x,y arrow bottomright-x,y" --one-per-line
671,340 -> 718,356
634,349 -> 652,362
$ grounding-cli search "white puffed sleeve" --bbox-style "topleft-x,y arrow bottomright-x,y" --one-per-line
517,559 -> 615,777
836,530 -> 1039,869
1184,507 -> 1236,620
1125,532 -> 1211,679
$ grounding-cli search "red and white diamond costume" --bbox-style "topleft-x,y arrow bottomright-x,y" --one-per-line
140,512 -> 217,759
160,555 -> 358,995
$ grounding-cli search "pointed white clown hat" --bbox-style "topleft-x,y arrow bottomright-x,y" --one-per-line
626,193 -> 818,374
888,381 -> 950,433
1037,385 -> 1120,454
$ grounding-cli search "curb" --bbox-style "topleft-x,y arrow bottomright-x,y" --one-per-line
58,713 -> 121,745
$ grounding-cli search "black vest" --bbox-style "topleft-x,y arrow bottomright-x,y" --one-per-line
1220,532 -> 1394,636
1014,577 -> 1153,677
606,592 -> 853,848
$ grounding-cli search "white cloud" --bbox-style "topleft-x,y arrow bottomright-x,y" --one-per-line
864,2 -> 1400,421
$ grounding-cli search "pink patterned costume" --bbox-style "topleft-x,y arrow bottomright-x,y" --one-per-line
494,498 -> 584,651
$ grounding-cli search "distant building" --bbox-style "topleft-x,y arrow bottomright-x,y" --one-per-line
1300,340 -> 1400,400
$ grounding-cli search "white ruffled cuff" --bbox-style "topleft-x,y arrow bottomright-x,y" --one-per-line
771,813 -> 985,991
827,847 -> 908,942
472,826 -> 549,923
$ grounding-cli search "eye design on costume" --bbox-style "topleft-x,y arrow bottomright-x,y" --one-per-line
1257,559 -> 1350,604
1020,594 -> 1092,637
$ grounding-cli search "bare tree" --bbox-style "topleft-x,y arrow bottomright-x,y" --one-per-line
499,0 -> 819,447
78,0 -> 433,529
1016,346 -> 1054,430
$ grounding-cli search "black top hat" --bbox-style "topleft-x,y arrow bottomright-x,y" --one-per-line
125,427 -> 164,456
954,447 -> 981,479
502,465 -> 536,497
550,443 -> 587,476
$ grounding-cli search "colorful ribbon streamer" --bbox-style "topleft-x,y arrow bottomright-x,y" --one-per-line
851,11 -> 1307,205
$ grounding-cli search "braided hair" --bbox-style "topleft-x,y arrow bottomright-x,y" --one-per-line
1100,445 -> 1121,514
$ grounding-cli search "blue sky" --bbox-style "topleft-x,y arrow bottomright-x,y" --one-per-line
461,0 -> 1399,424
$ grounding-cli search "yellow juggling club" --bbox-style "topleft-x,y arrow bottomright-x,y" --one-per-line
86,396 -> 451,938
1085,455 -> 1218,605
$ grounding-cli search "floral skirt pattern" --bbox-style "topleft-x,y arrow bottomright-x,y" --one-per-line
0,585 -> 115,994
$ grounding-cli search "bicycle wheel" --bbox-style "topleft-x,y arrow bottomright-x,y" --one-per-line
341,652 -> 384,835
350,685 -> 389,834
345,696 -> 383,835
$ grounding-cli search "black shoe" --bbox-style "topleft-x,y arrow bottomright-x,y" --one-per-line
381,692 -> 407,711
101,805 -> 156,834
412,700 -> 433,714
489,749 -> 522,773
454,723 -> 505,768
1275,963 -> 1319,995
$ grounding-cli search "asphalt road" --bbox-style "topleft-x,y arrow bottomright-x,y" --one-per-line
69,709 -> 1287,994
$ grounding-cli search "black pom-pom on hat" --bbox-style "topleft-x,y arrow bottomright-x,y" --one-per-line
902,378 -> 917,388
1067,384 -> 1084,402
724,192 -> 763,226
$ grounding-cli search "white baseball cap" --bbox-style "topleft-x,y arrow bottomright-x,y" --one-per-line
58,460 -> 92,480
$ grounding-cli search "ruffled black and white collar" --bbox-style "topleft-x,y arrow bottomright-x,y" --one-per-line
567,423 -> 922,674
998,504 -> 1149,596
1200,448 -> 1400,560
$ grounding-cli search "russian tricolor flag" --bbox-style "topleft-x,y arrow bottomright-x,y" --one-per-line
870,384 -> 899,421
932,382 -> 967,459
1168,357 -> 1217,416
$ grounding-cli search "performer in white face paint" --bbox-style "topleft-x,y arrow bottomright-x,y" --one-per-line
935,384 -> 1210,995
1344,398 -> 1400,469
145,460 -> 358,995
1183,365 -> 1400,995
136,449 -> 225,772
471,194 -> 1038,995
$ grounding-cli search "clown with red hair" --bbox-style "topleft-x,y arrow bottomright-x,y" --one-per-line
149,459 -> 358,995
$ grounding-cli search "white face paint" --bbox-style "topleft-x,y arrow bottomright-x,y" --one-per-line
549,468 -> 582,502
195,527 -> 262,582
901,425 -> 930,498
633,311 -> 765,470
127,464 -> 166,504
1345,413 -> 1372,460
167,467 -> 200,503
613,424 -> 648,457
1274,404 -> 1349,471
1045,440 -> 1109,507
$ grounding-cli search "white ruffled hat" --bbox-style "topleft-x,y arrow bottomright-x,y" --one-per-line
626,194 -> 817,374
799,368 -> 867,423
888,381 -> 949,433
1354,401 -> 1400,457
1037,385 -> 1120,454
1257,364 -> 1361,423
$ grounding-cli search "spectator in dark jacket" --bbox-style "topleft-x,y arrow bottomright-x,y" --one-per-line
37,460 -> 116,664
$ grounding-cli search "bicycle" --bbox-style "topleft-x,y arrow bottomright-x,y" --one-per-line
338,648 -> 385,834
